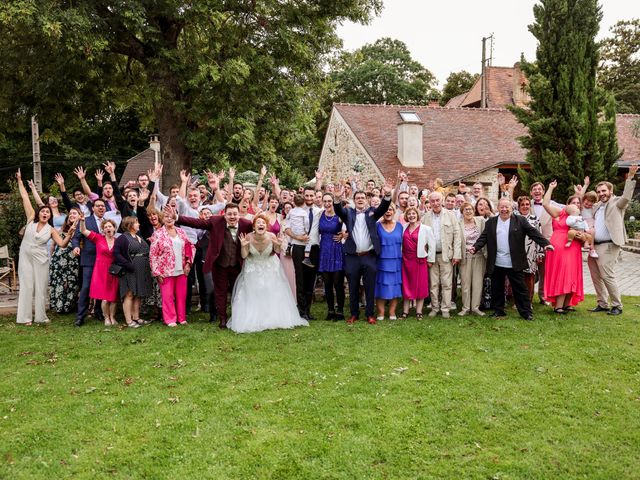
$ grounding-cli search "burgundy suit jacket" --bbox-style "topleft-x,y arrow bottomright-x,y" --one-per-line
176,215 -> 253,273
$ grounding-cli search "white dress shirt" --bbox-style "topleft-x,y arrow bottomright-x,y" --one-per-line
431,212 -> 442,253
353,210 -> 373,253
593,206 -> 612,243
495,216 -> 512,268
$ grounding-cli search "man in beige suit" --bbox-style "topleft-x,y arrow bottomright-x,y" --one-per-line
587,164 -> 638,315
422,191 -> 462,318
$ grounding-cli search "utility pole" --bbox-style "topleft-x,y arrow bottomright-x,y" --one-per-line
480,34 -> 494,108
31,116 -> 42,191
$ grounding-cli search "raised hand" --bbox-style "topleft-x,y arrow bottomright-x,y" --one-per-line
334,183 -> 345,200
94,169 -> 105,182
629,164 -> 639,178
179,169 -> 189,183
54,173 -> 65,185
228,167 -> 236,178
16,168 -> 22,182
102,161 -> 115,175
146,167 -> 156,182
239,232 -> 250,247
27,179 -> 36,190
497,173 -> 505,186
509,175 -> 519,188
163,204 -> 178,220
381,178 -> 394,196
272,232 -> 283,247
315,169 -> 323,180
73,166 -> 86,179
260,165 -> 268,177
549,180 -> 557,190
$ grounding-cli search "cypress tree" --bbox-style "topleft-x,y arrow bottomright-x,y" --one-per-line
510,0 -> 622,198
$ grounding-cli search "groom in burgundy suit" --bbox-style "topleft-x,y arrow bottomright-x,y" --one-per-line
172,203 -> 252,328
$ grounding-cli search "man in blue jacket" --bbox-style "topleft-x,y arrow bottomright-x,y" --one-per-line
334,180 -> 392,324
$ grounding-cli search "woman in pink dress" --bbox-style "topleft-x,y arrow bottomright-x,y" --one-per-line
263,194 -> 282,236
401,207 -> 436,319
542,180 -> 584,313
79,216 -> 119,325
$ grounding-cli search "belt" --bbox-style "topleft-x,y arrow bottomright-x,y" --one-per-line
594,241 -> 612,245
356,251 -> 372,257
131,253 -> 148,258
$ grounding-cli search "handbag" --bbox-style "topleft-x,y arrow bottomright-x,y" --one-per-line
108,263 -> 126,277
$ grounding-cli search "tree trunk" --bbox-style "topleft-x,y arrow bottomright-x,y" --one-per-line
148,68 -> 192,190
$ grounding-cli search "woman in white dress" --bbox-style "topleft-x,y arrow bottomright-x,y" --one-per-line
228,214 -> 308,333
16,170 -> 76,325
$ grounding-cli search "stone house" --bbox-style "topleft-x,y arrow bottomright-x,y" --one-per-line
318,65 -> 640,199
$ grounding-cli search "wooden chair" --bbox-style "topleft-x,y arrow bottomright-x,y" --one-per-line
0,245 -> 17,292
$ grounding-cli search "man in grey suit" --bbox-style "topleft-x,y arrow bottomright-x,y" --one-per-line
588,164 -> 638,315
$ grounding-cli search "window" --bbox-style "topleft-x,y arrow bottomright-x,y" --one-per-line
399,111 -> 421,122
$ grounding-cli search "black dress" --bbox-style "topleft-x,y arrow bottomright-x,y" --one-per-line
117,233 -> 152,299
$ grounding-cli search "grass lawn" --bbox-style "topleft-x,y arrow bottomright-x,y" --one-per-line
1,296 -> 639,479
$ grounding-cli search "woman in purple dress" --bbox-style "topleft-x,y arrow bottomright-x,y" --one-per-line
318,193 -> 345,320
401,207 -> 435,319
263,194 -> 282,236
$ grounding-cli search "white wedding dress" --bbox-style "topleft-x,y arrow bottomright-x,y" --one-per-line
228,241 -> 309,333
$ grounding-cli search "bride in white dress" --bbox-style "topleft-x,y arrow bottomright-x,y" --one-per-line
228,215 -> 309,333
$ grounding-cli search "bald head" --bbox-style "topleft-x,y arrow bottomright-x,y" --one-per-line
498,198 -> 513,220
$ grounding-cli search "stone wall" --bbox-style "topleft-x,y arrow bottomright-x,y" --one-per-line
318,111 -> 384,185
462,168 -> 500,202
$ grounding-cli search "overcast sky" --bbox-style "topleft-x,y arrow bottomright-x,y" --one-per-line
337,0 -> 639,86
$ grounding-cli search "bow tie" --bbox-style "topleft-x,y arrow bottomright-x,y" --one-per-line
227,225 -> 237,231
533,202 -> 543,205
356,208 -> 367,215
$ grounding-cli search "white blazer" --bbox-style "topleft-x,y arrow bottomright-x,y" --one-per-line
403,223 -> 436,263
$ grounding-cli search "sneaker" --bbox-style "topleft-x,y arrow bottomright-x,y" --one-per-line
302,258 -> 315,268
589,249 -> 599,258
428,310 -> 438,318
441,311 -> 450,319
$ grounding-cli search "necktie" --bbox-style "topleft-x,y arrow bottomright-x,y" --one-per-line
307,208 -> 313,234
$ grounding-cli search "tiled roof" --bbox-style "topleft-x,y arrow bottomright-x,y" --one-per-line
444,66 -> 528,108
333,103 -> 640,185
616,114 -> 640,164
119,149 -> 156,187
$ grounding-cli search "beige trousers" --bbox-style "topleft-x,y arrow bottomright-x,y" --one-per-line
429,253 -> 454,313
587,242 -> 622,309
459,255 -> 486,312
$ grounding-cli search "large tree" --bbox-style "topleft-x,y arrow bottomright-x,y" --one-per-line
439,70 -> 479,106
330,37 -> 438,105
599,19 -> 640,114
0,1 -> 382,186
510,0 -> 621,196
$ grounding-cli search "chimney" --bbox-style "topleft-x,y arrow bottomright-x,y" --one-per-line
397,111 -> 424,168
149,134 -> 160,163
512,63 -> 529,107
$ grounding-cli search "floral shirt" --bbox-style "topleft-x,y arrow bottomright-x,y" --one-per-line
149,226 -> 195,277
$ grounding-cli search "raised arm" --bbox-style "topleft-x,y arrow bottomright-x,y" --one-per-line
16,169 -> 35,222
269,173 -> 281,200
542,180 -> 563,218
55,173 -> 74,212
27,179 -> 45,207
615,164 -> 638,210
178,169 -> 189,199
74,166 -> 93,198
332,184 -> 348,224
252,165 -> 267,210
314,169 -> 324,192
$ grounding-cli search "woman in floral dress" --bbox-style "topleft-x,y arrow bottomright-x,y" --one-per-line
49,208 -> 81,314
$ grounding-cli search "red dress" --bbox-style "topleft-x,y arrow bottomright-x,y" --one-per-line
401,226 -> 430,300
544,209 -> 584,306
87,231 -> 119,302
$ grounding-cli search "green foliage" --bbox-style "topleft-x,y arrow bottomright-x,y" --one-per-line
510,0 -> 622,197
1,299 -> 640,478
439,70 -> 479,106
0,1 -> 383,188
624,199 -> 640,237
330,37 -> 439,105
0,180 -> 30,257
599,19 -> 640,114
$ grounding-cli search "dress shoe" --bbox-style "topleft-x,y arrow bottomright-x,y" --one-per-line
539,299 -> 551,306
428,310 -> 438,318
523,314 -> 534,321
218,321 -> 228,329
334,312 -> 345,321
471,309 -> 485,317
553,308 -> 568,315
326,311 -> 336,321
489,311 -> 506,318
367,316 -> 377,325
589,305 -> 610,313
307,313 -> 316,321
441,311 -> 450,319
607,307 -> 623,316
457,309 -> 470,316
74,318 -> 85,327
346,315 -> 357,324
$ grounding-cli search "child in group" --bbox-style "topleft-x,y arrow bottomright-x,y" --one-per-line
565,203 -> 597,258
287,194 -> 314,267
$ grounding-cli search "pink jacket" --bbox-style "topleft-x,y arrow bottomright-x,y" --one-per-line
149,226 -> 195,277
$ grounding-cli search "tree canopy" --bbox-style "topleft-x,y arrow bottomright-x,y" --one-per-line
0,1 -> 382,187
599,19 -> 640,114
510,0 -> 621,196
439,70 -> 479,106
329,37 -> 439,105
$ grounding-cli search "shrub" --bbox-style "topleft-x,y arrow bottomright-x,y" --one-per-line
624,199 -> 640,238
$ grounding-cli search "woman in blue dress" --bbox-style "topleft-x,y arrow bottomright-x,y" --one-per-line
318,193 -> 346,320
375,203 -> 403,320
